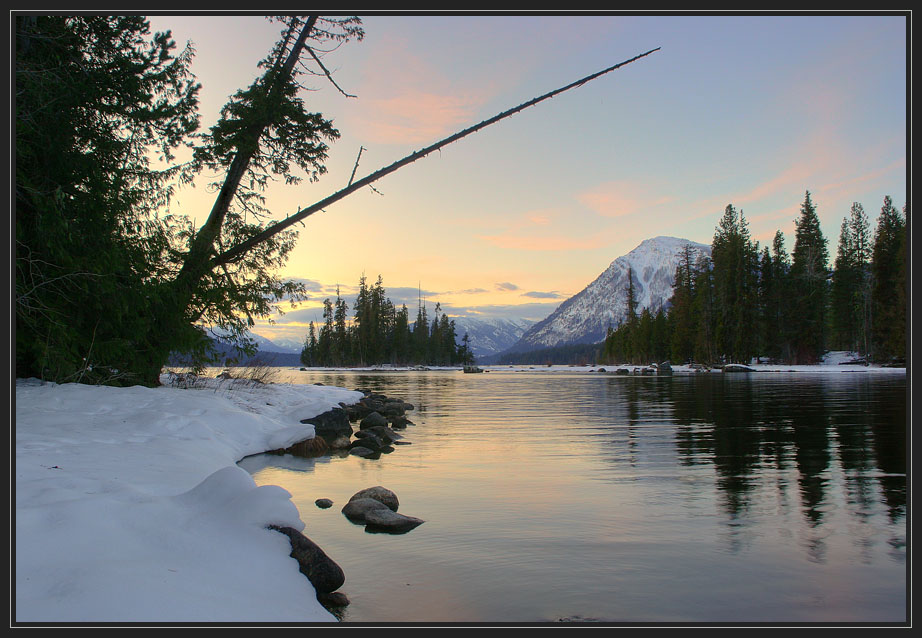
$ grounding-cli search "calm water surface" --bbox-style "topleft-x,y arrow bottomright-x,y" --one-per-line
238,369 -> 907,624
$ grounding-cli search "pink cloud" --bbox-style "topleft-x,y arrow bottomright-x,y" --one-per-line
477,234 -> 608,252
577,180 -> 676,218
360,91 -> 483,145
349,33 -> 497,145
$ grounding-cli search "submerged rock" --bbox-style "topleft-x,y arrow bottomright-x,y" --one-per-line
363,508 -> 425,534
348,446 -> 379,459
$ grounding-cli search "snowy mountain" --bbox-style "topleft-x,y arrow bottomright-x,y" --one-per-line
505,236 -> 711,353
450,316 -> 535,357
245,333 -> 300,354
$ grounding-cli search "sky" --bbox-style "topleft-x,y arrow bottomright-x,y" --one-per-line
144,13 -> 908,347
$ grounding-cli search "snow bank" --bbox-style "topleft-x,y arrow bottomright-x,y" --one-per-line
14,376 -> 362,624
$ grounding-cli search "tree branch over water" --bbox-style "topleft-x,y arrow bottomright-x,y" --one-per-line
211,46 -> 661,267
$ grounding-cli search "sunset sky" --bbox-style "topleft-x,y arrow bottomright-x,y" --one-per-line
145,13 -> 908,346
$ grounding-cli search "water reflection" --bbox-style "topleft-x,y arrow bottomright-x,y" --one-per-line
250,368 -> 906,622
603,373 -> 907,562
281,369 -> 906,556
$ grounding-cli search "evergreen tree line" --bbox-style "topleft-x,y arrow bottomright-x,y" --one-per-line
602,191 -> 907,366
299,275 -> 476,367
15,16 -> 366,385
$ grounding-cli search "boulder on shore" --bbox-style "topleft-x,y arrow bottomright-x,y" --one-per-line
300,407 -> 353,438
268,525 -> 345,594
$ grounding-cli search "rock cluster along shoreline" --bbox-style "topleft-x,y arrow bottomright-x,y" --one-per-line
263,390 -> 423,614
266,484 -> 424,613
288,388 -> 417,460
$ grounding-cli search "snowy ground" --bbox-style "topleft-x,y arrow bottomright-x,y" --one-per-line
14,375 -> 362,624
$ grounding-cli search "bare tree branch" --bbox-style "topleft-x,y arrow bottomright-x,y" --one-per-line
305,45 -> 357,97
348,145 -> 364,186
211,46 -> 661,268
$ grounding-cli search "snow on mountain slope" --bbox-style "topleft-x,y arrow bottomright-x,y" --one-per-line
450,316 -> 535,357
508,236 -> 711,351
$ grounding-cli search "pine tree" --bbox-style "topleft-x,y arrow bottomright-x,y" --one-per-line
691,255 -> 716,365
413,298 -> 429,363
300,321 -> 318,366
459,332 -> 475,366
318,298 -> 334,365
393,304 -> 411,365
789,191 -> 829,363
768,231 -> 793,362
870,196 -> 906,362
849,202 -> 874,359
625,267 -> 638,324
15,16 -> 201,383
669,244 -> 698,363
710,205 -> 760,363
333,285 -> 348,366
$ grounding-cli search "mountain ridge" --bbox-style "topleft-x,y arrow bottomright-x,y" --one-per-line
503,236 -> 711,354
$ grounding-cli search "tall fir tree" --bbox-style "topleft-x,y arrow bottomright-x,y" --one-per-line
870,196 -> 907,362
710,205 -> 759,363
691,255 -> 716,364
333,286 -> 348,366
789,191 -> 829,363
668,244 -> 698,363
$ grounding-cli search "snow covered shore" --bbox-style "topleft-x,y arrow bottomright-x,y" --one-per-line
483,351 -> 907,375
14,375 -> 362,624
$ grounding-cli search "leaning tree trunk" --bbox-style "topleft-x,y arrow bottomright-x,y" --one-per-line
172,16 -> 318,310
150,37 -> 660,384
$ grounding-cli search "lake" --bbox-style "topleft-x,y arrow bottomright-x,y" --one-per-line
238,368 -> 907,624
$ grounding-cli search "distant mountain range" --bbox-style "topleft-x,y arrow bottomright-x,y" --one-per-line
450,316 -> 535,358
501,236 -> 711,354
236,235 -> 709,364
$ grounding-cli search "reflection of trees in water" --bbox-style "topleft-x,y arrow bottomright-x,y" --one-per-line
641,374 -> 904,552
292,369 -> 905,559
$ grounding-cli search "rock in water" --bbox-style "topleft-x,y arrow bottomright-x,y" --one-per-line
300,407 -> 353,438
359,411 -> 388,429
363,509 -> 425,534
348,486 -> 399,511
341,497 -> 390,522
268,525 -> 345,594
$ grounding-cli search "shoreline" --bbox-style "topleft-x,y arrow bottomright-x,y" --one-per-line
14,375 -> 363,624
15,361 -> 906,623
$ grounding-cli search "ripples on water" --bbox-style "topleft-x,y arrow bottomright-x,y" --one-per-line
239,369 -> 907,624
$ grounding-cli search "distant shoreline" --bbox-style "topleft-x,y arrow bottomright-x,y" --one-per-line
186,363 -> 907,375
